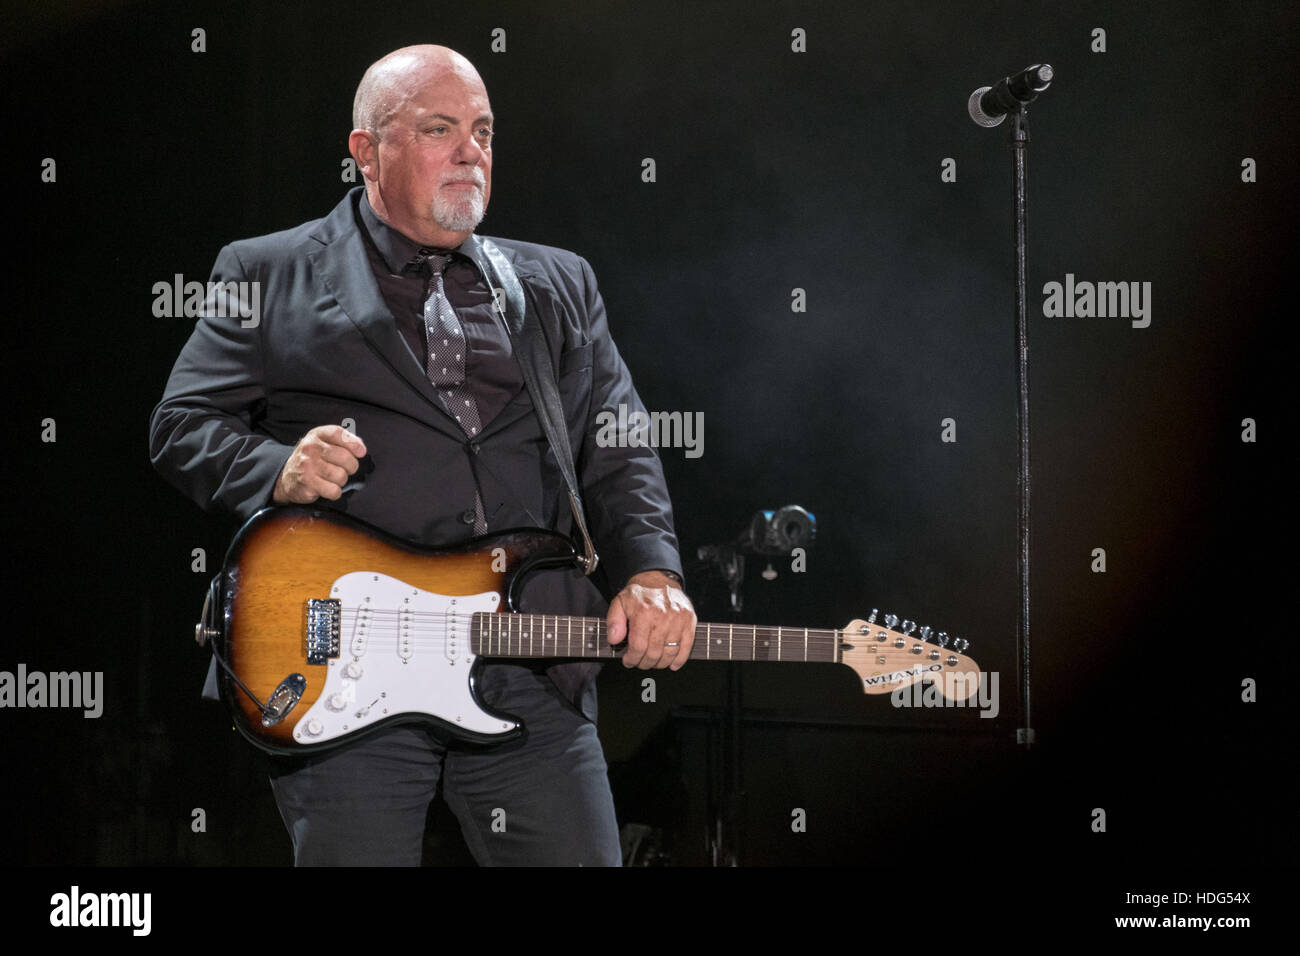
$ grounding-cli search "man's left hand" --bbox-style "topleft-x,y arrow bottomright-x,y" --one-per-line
606,571 -> 696,670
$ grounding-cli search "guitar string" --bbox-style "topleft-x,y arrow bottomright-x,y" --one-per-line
330,619 -> 845,650
335,606 -> 843,630
334,614 -> 856,642
332,608 -> 845,641
319,608 -> 943,659
308,618 -> 950,665
326,616 -> 844,649
320,625 -> 848,662
335,629 -> 845,648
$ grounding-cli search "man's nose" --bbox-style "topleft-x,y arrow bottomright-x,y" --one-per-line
452,133 -> 486,165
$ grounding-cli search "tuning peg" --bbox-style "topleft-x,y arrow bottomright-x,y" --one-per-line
884,613 -> 899,629
935,631 -> 950,648
867,609 -> 878,624
951,637 -> 969,654
918,625 -> 932,642
901,619 -> 916,635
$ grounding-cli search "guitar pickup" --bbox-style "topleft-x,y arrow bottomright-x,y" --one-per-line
305,599 -> 342,664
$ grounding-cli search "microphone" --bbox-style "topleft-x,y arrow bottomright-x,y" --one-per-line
968,64 -> 1054,127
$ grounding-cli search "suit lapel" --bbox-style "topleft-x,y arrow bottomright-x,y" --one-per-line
462,235 -> 558,436
307,191 -> 463,439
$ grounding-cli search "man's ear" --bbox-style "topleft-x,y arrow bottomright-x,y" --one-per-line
348,129 -> 380,182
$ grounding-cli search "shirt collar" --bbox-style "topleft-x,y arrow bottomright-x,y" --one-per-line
358,191 -> 479,276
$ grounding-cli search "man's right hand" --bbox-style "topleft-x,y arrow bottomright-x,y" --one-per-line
272,425 -> 368,504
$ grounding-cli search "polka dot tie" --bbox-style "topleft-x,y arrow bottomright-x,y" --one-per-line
417,252 -> 486,535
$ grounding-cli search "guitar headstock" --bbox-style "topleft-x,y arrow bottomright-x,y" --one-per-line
840,611 -> 982,701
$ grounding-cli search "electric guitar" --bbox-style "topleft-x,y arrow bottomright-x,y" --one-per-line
197,506 -> 982,755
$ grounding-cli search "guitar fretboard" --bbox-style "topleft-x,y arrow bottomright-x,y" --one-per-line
471,613 -> 841,663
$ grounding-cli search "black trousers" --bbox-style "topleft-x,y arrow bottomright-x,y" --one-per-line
267,663 -> 622,866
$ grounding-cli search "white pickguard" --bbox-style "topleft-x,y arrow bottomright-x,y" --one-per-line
291,572 -> 509,745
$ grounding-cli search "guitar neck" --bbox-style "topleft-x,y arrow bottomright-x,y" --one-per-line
471,613 -> 841,663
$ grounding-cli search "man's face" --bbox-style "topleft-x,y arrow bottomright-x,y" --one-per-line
372,64 -> 493,246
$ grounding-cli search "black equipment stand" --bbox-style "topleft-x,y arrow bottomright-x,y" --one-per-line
970,63 -> 1053,749
1010,105 -> 1035,751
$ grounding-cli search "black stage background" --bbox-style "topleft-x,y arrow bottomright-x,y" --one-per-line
3,0 -> 1294,920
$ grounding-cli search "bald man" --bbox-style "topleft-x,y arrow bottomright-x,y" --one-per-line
150,45 -> 694,866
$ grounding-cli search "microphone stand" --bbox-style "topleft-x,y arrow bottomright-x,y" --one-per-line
970,66 -> 1050,750
696,506 -> 815,865
1010,105 -> 1034,750
699,544 -> 745,867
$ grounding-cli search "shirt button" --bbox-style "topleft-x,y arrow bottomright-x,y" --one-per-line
460,509 -> 477,525
471,443 -> 481,455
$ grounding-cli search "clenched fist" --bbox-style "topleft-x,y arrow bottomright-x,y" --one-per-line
273,425 -> 368,504
607,571 -> 697,670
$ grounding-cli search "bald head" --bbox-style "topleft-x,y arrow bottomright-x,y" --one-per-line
353,45 -> 486,137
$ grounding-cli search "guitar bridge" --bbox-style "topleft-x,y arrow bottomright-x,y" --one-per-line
306,599 -> 342,664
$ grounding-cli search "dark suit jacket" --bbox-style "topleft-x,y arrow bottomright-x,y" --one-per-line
149,187 -> 684,720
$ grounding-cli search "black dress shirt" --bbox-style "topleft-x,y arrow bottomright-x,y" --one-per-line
357,194 -> 522,429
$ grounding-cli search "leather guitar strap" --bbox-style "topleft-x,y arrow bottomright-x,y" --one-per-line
473,237 -> 600,575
